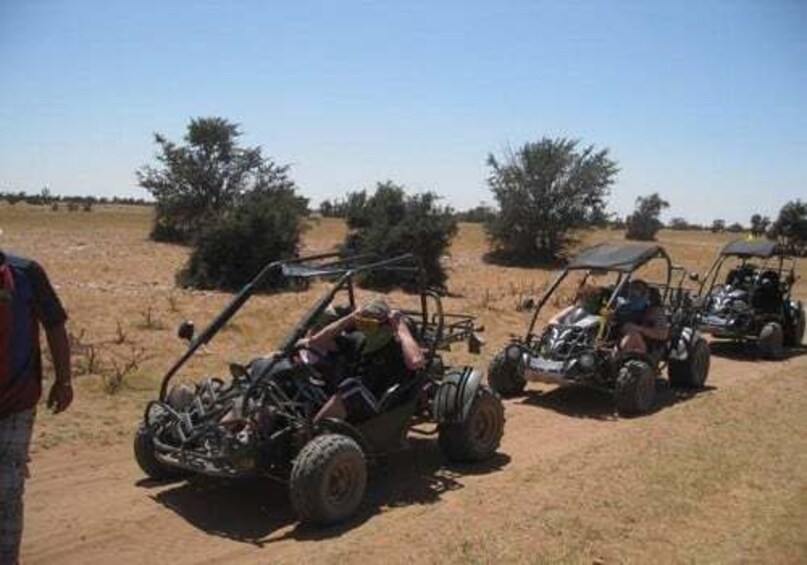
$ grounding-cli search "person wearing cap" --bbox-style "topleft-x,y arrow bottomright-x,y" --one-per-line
305,298 -> 425,424
0,251 -> 72,564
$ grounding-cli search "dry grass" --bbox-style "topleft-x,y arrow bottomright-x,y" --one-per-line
4,204 -> 807,564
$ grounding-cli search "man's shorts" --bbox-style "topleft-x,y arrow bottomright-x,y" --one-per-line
337,378 -> 380,423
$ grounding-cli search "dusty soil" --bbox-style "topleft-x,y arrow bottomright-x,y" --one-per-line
3,204 -> 806,564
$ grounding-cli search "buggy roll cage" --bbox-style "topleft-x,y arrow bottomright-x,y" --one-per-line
523,244 -> 673,344
696,239 -> 798,301
157,252 -> 479,401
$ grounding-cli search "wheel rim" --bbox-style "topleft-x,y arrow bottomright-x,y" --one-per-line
470,399 -> 498,449
326,460 -> 358,506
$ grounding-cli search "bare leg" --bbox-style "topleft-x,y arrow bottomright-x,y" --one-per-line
314,394 -> 347,424
620,330 -> 647,353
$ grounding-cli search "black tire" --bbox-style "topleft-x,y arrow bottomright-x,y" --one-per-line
668,338 -> 710,388
758,322 -> 784,359
784,305 -> 805,347
438,386 -> 505,463
615,359 -> 656,416
487,350 -> 526,398
133,423 -> 187,481
290,434 -> 367,526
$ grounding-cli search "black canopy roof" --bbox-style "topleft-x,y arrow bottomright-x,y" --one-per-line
720,239 -> 779,258
567,242 -> 665,272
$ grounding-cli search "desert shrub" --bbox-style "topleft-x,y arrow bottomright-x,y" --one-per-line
669,217 -> 690,230
711,219 -> 726,233
138,117 -> 298,244
726,222 -> 745,233
485,138 -> 617,264
342,181 -> 457,290
625,193 -> 669,241
750,214 -> 771,237
178,188 -> 307,290
770,199 -> 807,255
456,204 -> 496,224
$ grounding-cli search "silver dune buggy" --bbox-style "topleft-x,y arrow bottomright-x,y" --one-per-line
487,243 -> 710,415
133,253 -> 504,526
694,238 -> 804,358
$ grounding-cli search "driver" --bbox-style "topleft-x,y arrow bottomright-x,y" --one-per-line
617,279 -> 669,354
304,299 -> 425,424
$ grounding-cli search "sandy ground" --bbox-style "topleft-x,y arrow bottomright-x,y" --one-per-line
3,205 -> 806,563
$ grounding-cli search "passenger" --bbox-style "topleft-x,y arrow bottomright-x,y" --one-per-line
617,279 -> 669,354
305,299 -> 425,424
549,284 -> 604,326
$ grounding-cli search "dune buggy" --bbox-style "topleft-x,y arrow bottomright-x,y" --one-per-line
694,238 -> 804,358
487,242 -> 710,415
134,253 -> 503,526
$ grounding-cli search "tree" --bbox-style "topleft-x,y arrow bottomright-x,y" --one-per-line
669,217 -> 690,231
177,189 -> 308,290
750,213 -> 771,237
137,117 -> 298,243
624,193 -> 669,241
341,181 -> 457,290
456,204 -> 496,224
726,222 -> 744,233
485,138 -> 618,263
711,219 -> 726,233
770,199 -> 807,255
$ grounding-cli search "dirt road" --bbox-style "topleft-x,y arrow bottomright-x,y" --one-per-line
21,347 -> 807,564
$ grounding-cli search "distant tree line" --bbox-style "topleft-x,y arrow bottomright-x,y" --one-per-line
0,188 -> 149,210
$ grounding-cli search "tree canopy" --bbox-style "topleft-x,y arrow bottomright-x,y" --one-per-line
625,193 -> 670,241
485,138 -> 617,263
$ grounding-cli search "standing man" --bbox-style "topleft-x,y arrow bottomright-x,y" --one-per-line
0,250 -> 72,564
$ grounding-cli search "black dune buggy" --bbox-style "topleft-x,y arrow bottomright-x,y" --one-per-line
487,242 -> 710,415
134,253 -> 503,526
694,238 -> 804,359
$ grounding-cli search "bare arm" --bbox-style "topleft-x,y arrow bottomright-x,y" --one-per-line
45,322 -> 73,413
549,305 -> 574,325
391,313 -> 425,371
638,308 -> 670,342
307,312 -> 357,353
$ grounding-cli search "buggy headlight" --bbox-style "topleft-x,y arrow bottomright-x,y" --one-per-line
578,352 -> 596,371
505,344 -> 522,362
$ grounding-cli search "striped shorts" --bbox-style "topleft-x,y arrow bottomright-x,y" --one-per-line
0,409 -> 35,565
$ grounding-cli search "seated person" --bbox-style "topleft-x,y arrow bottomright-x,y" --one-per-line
304,299 -> 425,424
616,279 -> 669,354
549,284 -> 605,326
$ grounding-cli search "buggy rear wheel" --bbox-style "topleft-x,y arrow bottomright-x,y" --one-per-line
487,349 -> 526,398
290,434 -> 367,526
438,386 -> 504,463
668,338 -> 710,388
615,359 -> 656,416
133,423 -> 187,481
758,322 -> 784,359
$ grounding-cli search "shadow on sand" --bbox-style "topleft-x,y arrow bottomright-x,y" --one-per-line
520,379 -> 716,421
139,437 -> 509,546
708,340 -> 807,362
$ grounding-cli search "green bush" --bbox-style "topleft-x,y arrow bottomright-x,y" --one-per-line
178,189 -> 307,291
342,181 -> 457,290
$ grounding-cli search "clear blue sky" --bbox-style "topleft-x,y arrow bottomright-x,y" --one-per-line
1,0 -> 804,224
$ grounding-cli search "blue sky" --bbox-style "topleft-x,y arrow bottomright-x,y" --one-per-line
1,0 -> 804,224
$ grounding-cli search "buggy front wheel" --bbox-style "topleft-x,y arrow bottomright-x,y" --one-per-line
290,434 -> 367,526
438,387 -> 504,463
133,424 -> 187,481
615,359 -> 656,416
758,322 -> 784,359
487,350 -> 526,398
